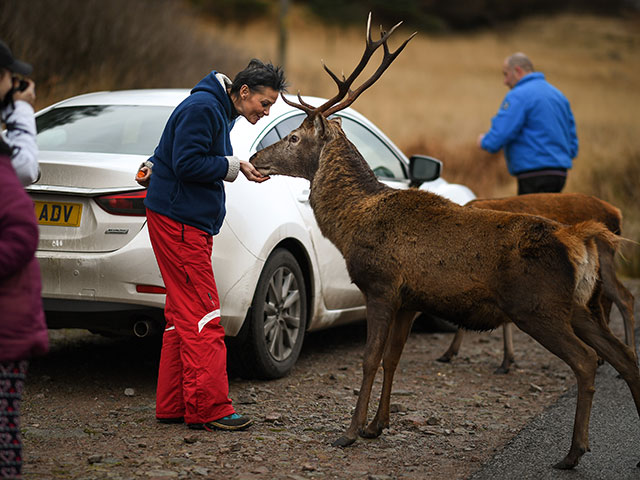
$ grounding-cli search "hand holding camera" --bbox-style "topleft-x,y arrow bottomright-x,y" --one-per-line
11,76 -> 36,107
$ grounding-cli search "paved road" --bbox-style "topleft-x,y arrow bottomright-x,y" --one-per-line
470,282 -> 640,480
470,361 -> 640,480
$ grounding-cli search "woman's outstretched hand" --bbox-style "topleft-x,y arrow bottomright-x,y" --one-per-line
240,160 -> 270,183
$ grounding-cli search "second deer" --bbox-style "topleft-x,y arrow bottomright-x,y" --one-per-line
436,192 -> 636,372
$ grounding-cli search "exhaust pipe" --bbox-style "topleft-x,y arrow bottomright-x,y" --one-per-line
133,319 -> 152,338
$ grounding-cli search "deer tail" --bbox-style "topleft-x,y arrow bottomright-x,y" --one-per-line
555,221 -> 620,306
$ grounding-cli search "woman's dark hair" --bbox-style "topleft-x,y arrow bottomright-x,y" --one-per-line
231,59 -> 287,95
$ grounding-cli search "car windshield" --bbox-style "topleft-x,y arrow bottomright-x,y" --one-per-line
36,105 -> 173,155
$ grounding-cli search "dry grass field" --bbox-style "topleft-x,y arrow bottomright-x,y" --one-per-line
204,10 -> 640,276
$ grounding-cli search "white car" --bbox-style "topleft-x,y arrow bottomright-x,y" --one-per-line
30,89 -> 475,378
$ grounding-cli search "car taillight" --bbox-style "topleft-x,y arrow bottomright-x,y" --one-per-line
95,190 -> 147,216
136,285 -> 166,294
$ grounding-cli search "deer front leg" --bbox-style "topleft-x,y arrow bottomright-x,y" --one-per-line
361,310 -> 416,439
437,328 -> 463,363
332,301 -> 393,447
494,322 -> 515,374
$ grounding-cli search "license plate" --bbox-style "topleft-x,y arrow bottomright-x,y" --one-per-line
34,201 -> 83,227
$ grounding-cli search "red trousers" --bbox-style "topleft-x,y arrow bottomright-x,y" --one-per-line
146,208 -> 234,424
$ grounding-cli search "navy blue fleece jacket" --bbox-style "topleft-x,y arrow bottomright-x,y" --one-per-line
144,71 -> 238,235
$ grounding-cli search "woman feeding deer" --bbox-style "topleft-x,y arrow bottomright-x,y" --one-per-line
135,59 -> 287,432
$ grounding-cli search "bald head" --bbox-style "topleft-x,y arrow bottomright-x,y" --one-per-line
502,52 -> 534,89
506,53 -> 534,72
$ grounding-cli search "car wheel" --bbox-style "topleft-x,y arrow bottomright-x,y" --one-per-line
231,248 -> 307,380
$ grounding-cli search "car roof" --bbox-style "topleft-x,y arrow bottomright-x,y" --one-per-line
41,89 -> 192,108
38,89 -> 370,123
37,89 -> 379,159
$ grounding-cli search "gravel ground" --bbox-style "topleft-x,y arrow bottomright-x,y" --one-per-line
20,280 -> 639,480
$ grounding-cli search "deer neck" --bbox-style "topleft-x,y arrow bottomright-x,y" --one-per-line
308,135 -> 386,251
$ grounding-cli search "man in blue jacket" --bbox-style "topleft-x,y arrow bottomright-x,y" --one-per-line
477,52 -> 578,195
141,60 -> 287,432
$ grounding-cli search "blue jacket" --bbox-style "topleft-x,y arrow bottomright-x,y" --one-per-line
481,72 -> 578,175
144,71 -> 236,235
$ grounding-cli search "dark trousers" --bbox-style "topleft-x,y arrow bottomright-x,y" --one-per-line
516,171 -> 567,195
1,361 -> 28,479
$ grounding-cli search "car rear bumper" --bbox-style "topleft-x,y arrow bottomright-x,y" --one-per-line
36,224 -> 166,310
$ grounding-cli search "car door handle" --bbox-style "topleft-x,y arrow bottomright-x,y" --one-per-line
297,189 -> 310,203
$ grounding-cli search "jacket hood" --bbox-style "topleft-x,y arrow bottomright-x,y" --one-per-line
191,71 -> 235,121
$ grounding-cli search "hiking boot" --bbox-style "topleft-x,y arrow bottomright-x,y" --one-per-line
187,413 -> 253,431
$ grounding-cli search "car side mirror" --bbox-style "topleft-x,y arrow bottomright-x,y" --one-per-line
409,155 -> 442,187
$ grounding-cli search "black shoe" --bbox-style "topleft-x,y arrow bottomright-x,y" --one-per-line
188,413 -> 253,431
157,416 -> 184,424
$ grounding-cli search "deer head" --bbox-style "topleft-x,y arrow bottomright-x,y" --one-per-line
250,14 -> 416,182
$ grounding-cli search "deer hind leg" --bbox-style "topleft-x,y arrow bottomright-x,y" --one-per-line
571,303 -> 640,467
514,308 -> 599,470
361,310 -> 417,439
571,302 -> 640,419
332,299 -> 394,447
437,328 -> 464,363
494,322 -> 516,374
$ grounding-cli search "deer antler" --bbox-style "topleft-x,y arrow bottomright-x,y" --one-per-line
281,13 -> 416,117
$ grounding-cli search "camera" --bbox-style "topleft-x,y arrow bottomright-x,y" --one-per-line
12,77 -> 29,92
2,77 -> 31,109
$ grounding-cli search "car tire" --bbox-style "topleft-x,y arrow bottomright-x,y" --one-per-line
229,248 -> 307,380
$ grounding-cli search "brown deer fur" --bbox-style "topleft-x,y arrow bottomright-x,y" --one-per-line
250,115 -> 640,470
437,193 -> 636,373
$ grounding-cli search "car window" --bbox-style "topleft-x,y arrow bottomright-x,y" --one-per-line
339,117 -> 406,179
36,105 -> 173,155
275,115 -> 304,139
256,126 -> 280,151
256,114 -> 305,151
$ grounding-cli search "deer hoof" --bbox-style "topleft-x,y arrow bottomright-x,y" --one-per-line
553,450 -> 583,470
494,365 -> 510,375
331,435 -> 356,448
359,425 -> 383,439
552,458 -> 578,470
436,355 -> 452,363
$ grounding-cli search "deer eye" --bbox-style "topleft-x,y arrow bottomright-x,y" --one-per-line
290,134 -> 299,143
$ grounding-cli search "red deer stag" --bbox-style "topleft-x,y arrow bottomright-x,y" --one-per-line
250,15 -> 640,470
437,192 -> 636,373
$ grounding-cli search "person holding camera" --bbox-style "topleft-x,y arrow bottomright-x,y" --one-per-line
0,40 -> 39,186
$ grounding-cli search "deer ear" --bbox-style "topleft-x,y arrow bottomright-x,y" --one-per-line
313,115 -> 326,137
